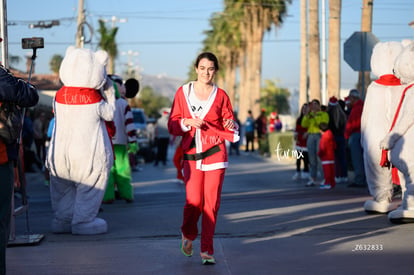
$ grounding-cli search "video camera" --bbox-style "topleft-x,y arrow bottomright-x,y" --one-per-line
21,37 -> 44,49
21,37 -> 44,81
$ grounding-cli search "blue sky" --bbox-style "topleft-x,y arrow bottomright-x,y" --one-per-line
5,0 -> 414,91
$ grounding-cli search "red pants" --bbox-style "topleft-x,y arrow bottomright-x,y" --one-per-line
181,160 -> 225,255
322,163 -> 336,188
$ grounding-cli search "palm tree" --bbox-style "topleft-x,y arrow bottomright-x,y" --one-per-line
97,19 -> 118,74
226,0 -> 290,120
203,11 -> 242,108
308,0 -> 321,102
261,79 -> 290,114
49,54 -> 63,75
327,0 -> 341,99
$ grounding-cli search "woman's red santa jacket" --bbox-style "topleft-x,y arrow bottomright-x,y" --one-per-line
168,82 -> 239,171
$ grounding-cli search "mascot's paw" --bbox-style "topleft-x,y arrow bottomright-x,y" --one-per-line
388,208 -> 414,224
72,218 -> 108,235
51,218 -> 72,234
364,200 -> 398,214
379,136 -> 391,151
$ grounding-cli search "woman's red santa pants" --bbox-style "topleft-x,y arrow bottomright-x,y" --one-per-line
181,160 -> 225,255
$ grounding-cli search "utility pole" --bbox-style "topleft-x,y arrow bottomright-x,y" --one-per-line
358,0 -> 373,98
110,16 -> 127,29
299,0 -> 308,108
76,0 -> 85,48
321,0 -> 327,105
0,0 -> 9,68
122,50 -> 139,78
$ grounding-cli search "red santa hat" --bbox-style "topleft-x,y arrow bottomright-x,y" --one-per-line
344,96 -> 350,104
328,96 -> 338,106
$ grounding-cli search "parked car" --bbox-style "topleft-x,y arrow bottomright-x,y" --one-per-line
131,108 -> 153,162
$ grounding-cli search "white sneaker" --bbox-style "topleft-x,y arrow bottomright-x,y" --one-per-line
319,179 -> 325,186
320,184 -> 332,190
301,172 -> 310,180
306,180 -> 315,187
292,172 -> 300,180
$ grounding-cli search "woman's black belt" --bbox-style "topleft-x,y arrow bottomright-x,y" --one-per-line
183,145 -> 221,161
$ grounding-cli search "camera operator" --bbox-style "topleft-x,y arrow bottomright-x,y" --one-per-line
0,65 -> 39,275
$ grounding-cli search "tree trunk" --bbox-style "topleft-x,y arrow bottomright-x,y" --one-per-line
308,0 -> 321,101
327,0 -> 341,99
216,76 -> 225,92
299,0 -> 309,109
227,59 -> 237,107
238,51 -> 248,122
358,0 -> 373,98
244,5 -> 265,118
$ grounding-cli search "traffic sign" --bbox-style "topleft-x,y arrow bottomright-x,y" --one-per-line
344,31 -> 379,71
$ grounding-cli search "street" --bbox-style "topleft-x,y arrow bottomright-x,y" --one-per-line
6,150 -> 414,275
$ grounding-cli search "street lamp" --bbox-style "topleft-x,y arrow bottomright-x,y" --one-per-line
100,16 -> 127,28
121,50 -> 139,78
29,20 -> 59,29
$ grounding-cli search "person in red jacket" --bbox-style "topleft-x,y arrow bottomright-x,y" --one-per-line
168,52 -> 239,265
345,89 -> 366,187
318,123 -> 337,189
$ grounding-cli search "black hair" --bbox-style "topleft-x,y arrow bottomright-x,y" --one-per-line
311,99 -> 320,105
125,78 -> 140,98
195,52 -> 219,71
319,122 -> 329,131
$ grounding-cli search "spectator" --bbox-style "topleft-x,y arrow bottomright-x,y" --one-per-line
275,115 -> 283,132
256,108 -> 267,139
292,103 -> 310,180
22,110 -> 41,172
33,111 -> 47,163
229,111 -> 240,155
345,89 -> 366,187
301,99 -> 329,186
318,122 -> 337,189
44,113 -> 55,185
154,110 -> 171,166
256,109 -> 268,154
103,75 -> 138,203
244,110 -> 255,152
327,96 -> 348,183
0,66 -> 39,274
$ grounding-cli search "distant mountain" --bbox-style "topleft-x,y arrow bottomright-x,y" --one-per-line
139,74 -> 185,101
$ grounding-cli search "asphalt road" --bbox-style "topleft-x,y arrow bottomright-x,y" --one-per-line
6,150 -> 414,275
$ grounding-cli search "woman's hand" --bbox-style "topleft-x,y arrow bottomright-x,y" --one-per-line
223,119 -> 236,130
184,117 -> 204,129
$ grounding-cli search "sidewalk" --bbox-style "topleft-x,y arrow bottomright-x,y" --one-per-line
6,152 -> 413,275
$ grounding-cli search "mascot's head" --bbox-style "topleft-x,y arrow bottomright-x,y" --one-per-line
59,46 -> 109,89
394,41 -> 414,84
370,41 -> 404,78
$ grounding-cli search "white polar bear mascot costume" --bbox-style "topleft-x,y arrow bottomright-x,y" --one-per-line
46,46 -> 116,234
380,42 -> 414,223
361,41 -> 405,214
